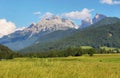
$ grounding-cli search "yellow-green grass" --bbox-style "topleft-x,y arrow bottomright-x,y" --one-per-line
80,46 -> 93,49
0,54 -> 120,78
101,46 -> 120,51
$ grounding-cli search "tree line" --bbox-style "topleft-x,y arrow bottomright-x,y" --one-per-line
0,46 -> 120,60
22,47 -> 120,58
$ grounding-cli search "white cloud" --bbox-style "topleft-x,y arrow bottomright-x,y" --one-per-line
100,0 -> 120,5
0,19 -> 16,38
34,12 -> 54,19
113,0 -> 120,4
41,12 -> 53,18
16,27 -> 26,31
62,8 -> 94,20
33,11 -> 41,16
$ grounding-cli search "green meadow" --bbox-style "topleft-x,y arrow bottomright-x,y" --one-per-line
101,46 -> 120,51
0,54 -> 120,78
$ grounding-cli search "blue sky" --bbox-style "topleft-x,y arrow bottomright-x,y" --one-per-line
0,0 -> 120,28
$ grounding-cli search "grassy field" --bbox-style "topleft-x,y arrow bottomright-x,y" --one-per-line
0,54 -> 120,78
100,46 -> 120,51
81,46 -> 120,51
80,46 -> 93,49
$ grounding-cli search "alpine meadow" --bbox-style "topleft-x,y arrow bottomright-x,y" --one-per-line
0,0 -> 120,78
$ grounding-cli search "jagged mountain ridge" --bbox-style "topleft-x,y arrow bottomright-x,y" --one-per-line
0,16 -> 78,50
22,16 -> 78,37
92,13 -> 107,24
80,17 -> 92,28
80,13 -> 107,28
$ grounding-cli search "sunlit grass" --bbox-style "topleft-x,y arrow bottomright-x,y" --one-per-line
80,46 -> 93,49
0,54 -> 120,78
101,46 -> 120,51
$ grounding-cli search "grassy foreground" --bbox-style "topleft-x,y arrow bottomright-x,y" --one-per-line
0,54 -> 120,78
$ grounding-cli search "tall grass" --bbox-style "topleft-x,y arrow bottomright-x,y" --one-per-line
0,54 -> 120,78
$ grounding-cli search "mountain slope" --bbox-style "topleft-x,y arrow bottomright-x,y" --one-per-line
20,17 -> 120,52
35,29 -> 77,44
0,16 -> 78,50
0,44 -> 12,52
92,17 -> 120,27
0,44 -> 13,59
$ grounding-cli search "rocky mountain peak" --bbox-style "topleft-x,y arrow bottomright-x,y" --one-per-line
33,16 -> 78,31
92,13 -> 107,23
80,17 -> 92,28
80,14 -> 107,29
8,16 -> 79,39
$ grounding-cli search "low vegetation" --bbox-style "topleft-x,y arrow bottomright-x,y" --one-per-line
1,44 -> 120,59
21,46 -> 120,58
0,54 -> 120,78
1,44 -> 120,78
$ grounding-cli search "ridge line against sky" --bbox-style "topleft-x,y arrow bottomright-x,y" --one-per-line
0,0 -> 120,37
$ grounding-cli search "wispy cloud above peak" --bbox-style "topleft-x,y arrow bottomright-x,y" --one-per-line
16,27 -> 26,31
34,8 -> 94,21
33,11 -> 41,16
42,12 -> 53,18
62,8 -> 94,20
100,0 -> 120,5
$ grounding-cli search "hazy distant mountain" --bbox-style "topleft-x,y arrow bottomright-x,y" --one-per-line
0,16 -> 78,50
80,13 -> 106,29
80,17 -> 92,28
92,13 -> 107,24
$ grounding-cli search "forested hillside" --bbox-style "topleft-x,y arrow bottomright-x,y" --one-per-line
20,18 -> 120,52
0,44 -> 14,59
